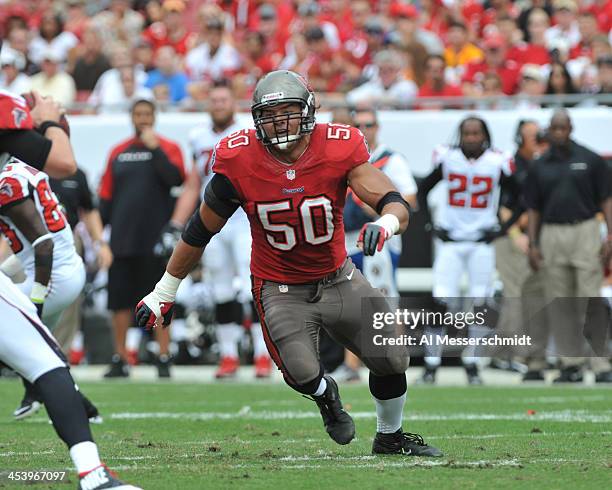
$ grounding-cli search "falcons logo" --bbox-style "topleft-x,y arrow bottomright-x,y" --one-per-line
0,181 -> 14,199
12,108 -> 27,128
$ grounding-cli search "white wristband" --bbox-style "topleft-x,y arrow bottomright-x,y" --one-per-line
154,271 -> 182,303
30,282 -> 48,303
32,233 -> 53,248
375,214 -> 400,239
0,254 -> 23,278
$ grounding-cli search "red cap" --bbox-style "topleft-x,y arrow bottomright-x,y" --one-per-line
390,2 -> 419,19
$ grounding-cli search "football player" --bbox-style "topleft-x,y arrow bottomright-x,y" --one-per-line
0,157 -> 99,421
0,272 -> 140,490
137,71 -> 442,457
418,116 -> 518,385
158,82 -> 272,379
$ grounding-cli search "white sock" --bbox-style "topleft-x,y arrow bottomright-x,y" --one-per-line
126,328 -> 141,351
313,377 -> 327,396
251,323 -> 269,358
71,331 -> 83,351
70,441 -> 102,475
374,393 -> 406,434
424,357 -> 441,368
217,323 -> 241,358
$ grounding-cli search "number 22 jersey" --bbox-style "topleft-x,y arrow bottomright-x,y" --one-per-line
211,123 -> 370,283
0,158 -> 76,272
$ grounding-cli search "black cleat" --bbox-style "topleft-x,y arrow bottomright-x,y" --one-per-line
80,392 -> 103,424
372,429 -> 443,457
77,465 -> 141,489
553,366 -> 583,383
103,355 -> 129,379
464,364 -> 483,385
307,375 -> 355,445
418,366 -> 437,385
595,370 -> 612,383
523,370 -> 545,382
156,354 -> 172,378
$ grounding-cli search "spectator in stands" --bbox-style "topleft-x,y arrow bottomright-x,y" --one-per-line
29,11 -> 78,66
474,72 -> 515,109
70,27 -> 111,94
256,3 -> 288,66
0,47 -> 31,94
444,21 -> 483,79
99,99 -> 185,379
346,49 -> 417,108
141,0 -> 192,56
515,64 -> 547,109
88,45 -> 149,113
421,0 -> 451,41
185,17 -> 241,88
145,46 -> 188,104
233,30 -> 276,98
417,54 -> 463,109
545,0 -> 580,51
290,2 -> 340,51
91,0 -> 145,55
517,0 -> 554,41
463,33 -> 521,96
6,27 -> 38,75
545,60 -> 578,105
343,17 -> 386,83
302,26 -> 343,93
570,10 -> 601,60
508,8 -> 552,66
390,2 -> 444,56
30,48 -> 76,107
64,0 -> 89,40
596,55 -> 612,95
133,38 -> 156,73
189,4 -> 226,51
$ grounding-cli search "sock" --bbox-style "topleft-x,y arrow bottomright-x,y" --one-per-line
70,441 -> 102,476
373,393 -> 406,434
462,324 -> 491,365
424,357 -> 441,368
313,377 -> 327,396
71,331 -> 84,351
217,323 -> 241,358
251,323 -> 269,358
424,325 -> 444,366
34,367 -> 93,447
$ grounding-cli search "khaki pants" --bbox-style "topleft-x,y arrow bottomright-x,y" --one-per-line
495,236 -> 548,369
540,218 -> 610,373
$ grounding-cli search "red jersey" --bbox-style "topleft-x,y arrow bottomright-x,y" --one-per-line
212,123 -> 370,283
0,91 -> 34,130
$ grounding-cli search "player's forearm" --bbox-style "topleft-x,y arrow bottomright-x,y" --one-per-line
44,127 -> 77,178
166,240 -> 205,280
81,209 -> 105,243
171,180 -> 201,226
33,240 -> 53,287
527,209 -> 541,246
601,197 -> 612,236
380,202 -> 409,233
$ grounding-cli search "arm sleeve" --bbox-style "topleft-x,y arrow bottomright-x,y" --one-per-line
151,142 -> 185,188
417,164 -> 443,199
523,166 -> 540,210
203,173 -> 241,219
0,130 -> 52,171
76,169 -> 94,211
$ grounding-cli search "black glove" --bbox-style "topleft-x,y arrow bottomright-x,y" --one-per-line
478,228 -> 503,244
358,223 -> 387,256
154,222 -> 183,258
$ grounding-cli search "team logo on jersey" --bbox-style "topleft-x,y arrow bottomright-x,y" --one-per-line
286,169 -> 296,180
0,181 -> 13,198
11,108 -> 27,128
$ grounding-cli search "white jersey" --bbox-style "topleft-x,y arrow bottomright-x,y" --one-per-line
188,119 -> 248,228
432,145 -> 514,242
0,158 -> 76,272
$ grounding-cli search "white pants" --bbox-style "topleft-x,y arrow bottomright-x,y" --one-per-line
18,257 -> 86,330
203,211 -> 251,304
433,241 -> 495,299
0,273 -> 65,383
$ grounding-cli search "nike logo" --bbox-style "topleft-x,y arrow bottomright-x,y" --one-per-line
346,268 -> 355,281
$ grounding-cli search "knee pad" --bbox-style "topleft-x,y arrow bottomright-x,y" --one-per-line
285,365 -> 324,395
215,300 -> 243,324
369,372 -> 407,400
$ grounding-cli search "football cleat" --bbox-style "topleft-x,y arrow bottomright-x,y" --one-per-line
308,375 -> 355,445
464,364 -> 483,385
215,356 -> 239,379
13,398 -> 42,420
78,465 -> 141,490
103,355 -> 129,379
254,356 -> 272,378
418,366 -> 437,385
372,429 -> 443,457
156,354 -> 172,379
553,366 -> 583,383
522,370 -> 545,382
329,363 -> 360,383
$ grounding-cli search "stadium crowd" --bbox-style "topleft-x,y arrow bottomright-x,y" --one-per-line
0,0 -> 611,111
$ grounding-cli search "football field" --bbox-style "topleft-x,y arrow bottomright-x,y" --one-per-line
0,371 -> 610,489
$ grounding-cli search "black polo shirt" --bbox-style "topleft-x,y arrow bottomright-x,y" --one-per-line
49,167 -> 95,229
524,141 -> 611,224
501,151 -> 532,211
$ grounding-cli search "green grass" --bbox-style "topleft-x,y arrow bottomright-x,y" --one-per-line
0,379 -> 610,489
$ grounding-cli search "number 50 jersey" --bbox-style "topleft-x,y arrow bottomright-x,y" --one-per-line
211,123 -> 370,284
0,158 -> 76,272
